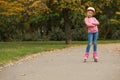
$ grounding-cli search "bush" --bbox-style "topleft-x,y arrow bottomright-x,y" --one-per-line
72,28 -> 87,41
50,27 -> 65,41
112,30 -> 120,39
23,32 -> 39,41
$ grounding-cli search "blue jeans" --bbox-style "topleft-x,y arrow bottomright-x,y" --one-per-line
86,32 -> 98,53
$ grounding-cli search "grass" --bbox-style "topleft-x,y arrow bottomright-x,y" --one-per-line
72,40 -> 120,44
0,40 -> 120,66
0,41 -> 68,66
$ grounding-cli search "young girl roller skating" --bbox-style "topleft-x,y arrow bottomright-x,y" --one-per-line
84,7 -> 100,62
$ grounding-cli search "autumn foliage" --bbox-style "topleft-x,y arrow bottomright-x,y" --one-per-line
0,0 -> 120,42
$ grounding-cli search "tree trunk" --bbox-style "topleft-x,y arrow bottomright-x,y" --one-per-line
62,8 -> 72,44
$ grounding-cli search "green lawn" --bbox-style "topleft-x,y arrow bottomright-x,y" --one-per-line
0,40 -> 120,66
0,41 -> 68,66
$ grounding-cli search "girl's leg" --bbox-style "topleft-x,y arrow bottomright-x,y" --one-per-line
86,33 -> 93,53
93,32 -> 98,62
93,32 -> 98,52
84,33 -> 93,62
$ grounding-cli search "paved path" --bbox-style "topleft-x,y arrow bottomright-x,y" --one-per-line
0,44 -> 120,80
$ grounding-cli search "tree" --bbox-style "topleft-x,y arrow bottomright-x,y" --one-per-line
0,0 -> 120,41
98,0 -> 120,39
47,0 -> 84,44
47,0 -> 117,44
0,0 -> 49,41
17,0 -> 49,33
0,0 -> 23,16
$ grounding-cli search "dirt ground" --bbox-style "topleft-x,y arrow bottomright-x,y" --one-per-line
0,44 -> 120,80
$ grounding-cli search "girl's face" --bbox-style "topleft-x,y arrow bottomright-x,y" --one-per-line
87,11 -> 94,17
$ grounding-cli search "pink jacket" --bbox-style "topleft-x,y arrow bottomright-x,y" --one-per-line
84,17 -> 99,33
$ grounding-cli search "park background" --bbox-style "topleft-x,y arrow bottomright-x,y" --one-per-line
0,0 -> 120,66
0,0 -> 120,43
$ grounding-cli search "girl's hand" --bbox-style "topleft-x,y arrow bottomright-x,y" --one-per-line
92,22 -> 98,26
92,23 -> 96,25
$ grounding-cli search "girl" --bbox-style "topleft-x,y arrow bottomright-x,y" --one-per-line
84,7 -> 100,62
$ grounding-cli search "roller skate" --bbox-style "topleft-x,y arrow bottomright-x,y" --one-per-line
84,53 -> 89,62
93,53 -> 98,62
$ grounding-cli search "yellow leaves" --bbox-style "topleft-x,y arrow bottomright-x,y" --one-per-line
60,0 -> 81,4
22,0 -> 49,15
110,19 -> 120,24
57,0 -> 81,11
53,0 -> 58,3
116,12 -> 120,15
84,1 -> 93,7
8,2 -> 23,13
18,0 -> 34,4
29,0 -> 49,14
0,0 -> 23,16
29,1 -> 41,8
0,0 -> 49,16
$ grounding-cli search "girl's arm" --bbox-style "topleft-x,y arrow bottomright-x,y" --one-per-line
84,18 -> 95,27
92,17 -> 99,25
